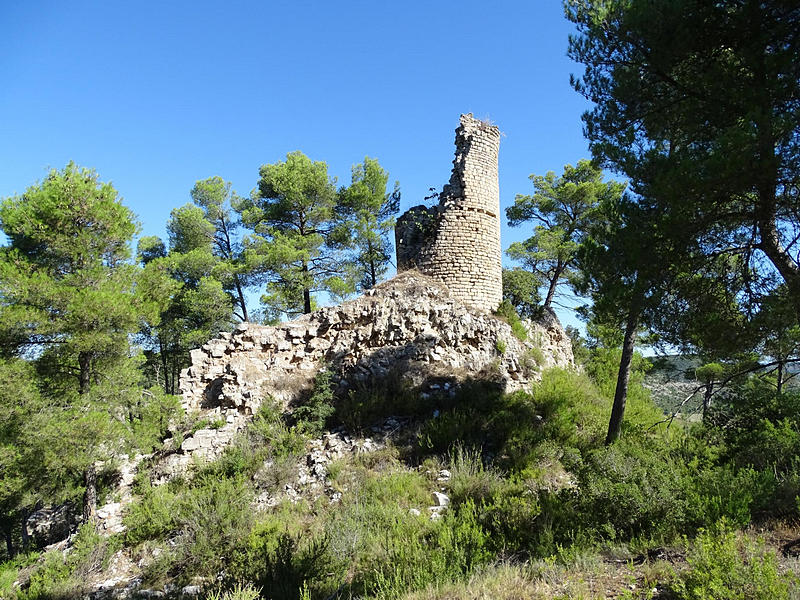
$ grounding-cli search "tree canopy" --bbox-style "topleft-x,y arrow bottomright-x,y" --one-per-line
506,159 -> 624,309
0,162 -> 142,393
338,157 -> 400,291
239,151 -> 351,318
567,0 -> 800,318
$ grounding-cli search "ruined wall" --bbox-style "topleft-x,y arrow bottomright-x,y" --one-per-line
395,114 -> 502,312
177,272 -> 574,461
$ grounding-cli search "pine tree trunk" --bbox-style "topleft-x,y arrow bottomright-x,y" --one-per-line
543,262 -> 565,309
83,464 -> 97,527
20,509 -> 29,550
606,306 -> 639,445
234,275 -> 249,322
78,351 -> 92,395
702,383 -> 713,422
777,361 -> 784,396
4,526 -> 14,558
543,278 -> 558,309
302,261 -> 312,314
159,336 -> 169,394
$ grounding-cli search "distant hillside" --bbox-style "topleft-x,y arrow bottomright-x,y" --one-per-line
644,354 -> 704,417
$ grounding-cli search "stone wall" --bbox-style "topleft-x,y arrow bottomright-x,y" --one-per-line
395,114 -> 502,313
178,272 -> 573,451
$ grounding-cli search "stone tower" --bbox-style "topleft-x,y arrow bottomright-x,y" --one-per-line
395,113 -> 502,312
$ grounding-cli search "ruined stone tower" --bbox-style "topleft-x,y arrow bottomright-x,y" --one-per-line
395,113 -> 502,312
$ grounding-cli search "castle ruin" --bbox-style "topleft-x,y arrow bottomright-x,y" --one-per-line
173,114 -> 573,465
395,114 -> 502,312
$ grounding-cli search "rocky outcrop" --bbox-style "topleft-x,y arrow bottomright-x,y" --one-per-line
25,504 -> 77,547
178,271 -> 573,443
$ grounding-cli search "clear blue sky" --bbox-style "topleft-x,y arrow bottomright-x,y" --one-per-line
1,1 -> 597,326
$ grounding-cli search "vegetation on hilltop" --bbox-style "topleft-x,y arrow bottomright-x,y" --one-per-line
2,0 -> 800,597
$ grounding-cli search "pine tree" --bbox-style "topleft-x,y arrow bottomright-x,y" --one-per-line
506,159 -> 624,310
0,163 -> 145,524
239,151 -> 350,318
338,157 -> 400,290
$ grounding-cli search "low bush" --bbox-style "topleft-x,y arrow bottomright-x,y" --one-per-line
574,438 -> 689,543
683,465 -> 775,529
251,531 -> 334,600
372,500 -> 490,598
171,476 -> 253,580
671,519 -> 795,600
20,524 -> 121,600
198,401 -> 307,488
480,486 -> 546,556
293,369 -> 335,435
128,388 -> 182,453
124,480 -> 181,544
418,369 -> 609,472
335,368 -> 428,432
206,583 -> 262,600
126,472 -> 253,583
0,553 -> 38,598
250,401 -> 307,458
495,300 -> 528,342
446,444 -> 505,507
297,464 -> 494,598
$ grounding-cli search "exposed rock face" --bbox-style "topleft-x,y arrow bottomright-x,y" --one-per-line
179,271 -> 573,432
395,114 -> 503,312
25,504 -> 77,547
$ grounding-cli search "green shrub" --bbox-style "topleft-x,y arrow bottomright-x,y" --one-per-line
250,401 -> 307,458
18,550 -> 72,600
495,300 -> 528,342
205,583 -> 262,600
172,476 -> 253,580
189,416 -> 215,435
480,486 -> 546,556
124,480 -> 181,544
729,416 -> 800,472
0,552 -> 38,598
684,465 -> 774,529
130,474 -> 254,583
529,368 -> 607,451
372,500 -> 490,598
335,368 -> 427,431
577,440 -> 687,541
294,368 -> 335,435
418,370 -> 609,473
671,520 -> 794,600
322,467 -> 468,596
416,381 -> 532,465
20,524 -> 121,600
202,437 -> 265,480
251,531 -> 334,600
523,346 -> 545,370
446,444 -> 504,507
129,388 -> 182,453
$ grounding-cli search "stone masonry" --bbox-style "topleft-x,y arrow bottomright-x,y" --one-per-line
395,114 -> 502,312
179,272 -> 573,417
176,272 -> 573,463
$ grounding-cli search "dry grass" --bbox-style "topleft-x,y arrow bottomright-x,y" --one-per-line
395,553 -> 679,600
401,523 -> 800,600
